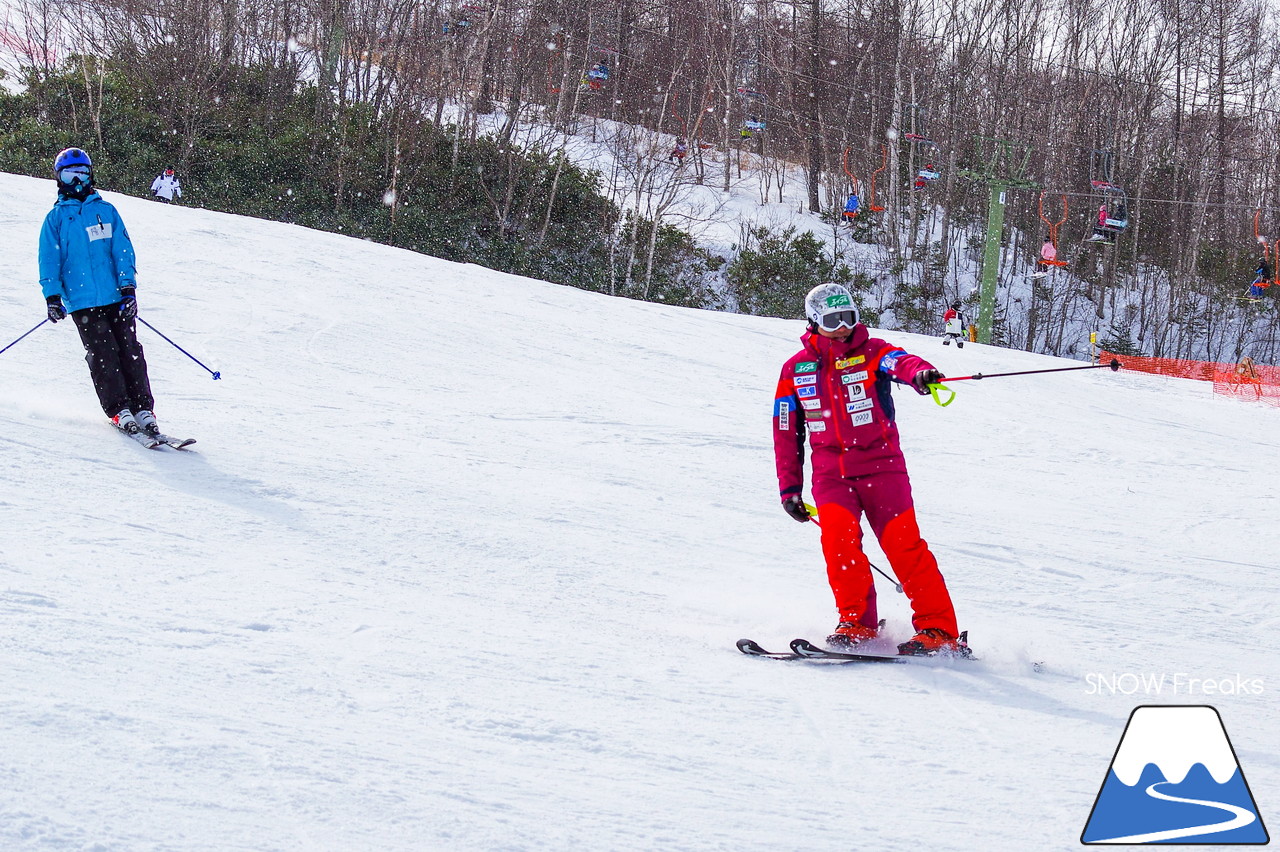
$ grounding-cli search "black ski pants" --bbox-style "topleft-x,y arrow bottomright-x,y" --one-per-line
72,303 -> 154,418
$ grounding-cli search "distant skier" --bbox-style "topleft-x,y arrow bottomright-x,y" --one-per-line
913,163 -> 940,190
772,282 -> 967,656
1089,203 -> 1111,242
583,62 -> 609,91
670,137 -> 688,163
39,147 -> 166,443
1040,239 -> 1058,265
1249,258 -> 1271,298
150,168 -> 181,203
942,301 -> 967,347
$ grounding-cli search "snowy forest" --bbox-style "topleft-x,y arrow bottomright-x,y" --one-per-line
4,0 -> 1280,362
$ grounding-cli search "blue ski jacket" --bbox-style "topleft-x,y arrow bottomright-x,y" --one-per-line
39,192 -> 137,313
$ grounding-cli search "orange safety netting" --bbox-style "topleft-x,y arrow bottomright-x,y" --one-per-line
1099,350 -> 1280,407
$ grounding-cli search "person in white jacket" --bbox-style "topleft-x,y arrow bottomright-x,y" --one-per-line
150,168 -> 181,203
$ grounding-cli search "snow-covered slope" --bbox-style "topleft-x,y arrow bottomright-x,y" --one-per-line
1,171 -> 1277,850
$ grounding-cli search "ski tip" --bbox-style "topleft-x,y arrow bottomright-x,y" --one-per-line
736,638 -> 767,655
788,638 -> 827,657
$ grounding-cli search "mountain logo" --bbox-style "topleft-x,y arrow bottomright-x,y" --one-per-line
1082,705 -> 1269,845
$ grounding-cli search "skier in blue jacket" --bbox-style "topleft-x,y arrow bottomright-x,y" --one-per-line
39,148 -> 163,440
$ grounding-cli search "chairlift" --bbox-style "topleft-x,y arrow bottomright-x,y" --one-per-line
1037,193 -> 1070,269
868,145 -> 887,212
1248,210 -> 1278,298
841,147 -> 861,220
903,121 -> 942,189
1086,150 -> 1129,244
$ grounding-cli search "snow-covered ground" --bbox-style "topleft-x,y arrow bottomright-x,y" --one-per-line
1,171 -> 1277,850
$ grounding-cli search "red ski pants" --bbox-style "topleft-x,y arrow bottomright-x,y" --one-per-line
812,471 -> 958,636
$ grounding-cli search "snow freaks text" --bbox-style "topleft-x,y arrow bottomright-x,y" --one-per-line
1085,673 -> 1265,696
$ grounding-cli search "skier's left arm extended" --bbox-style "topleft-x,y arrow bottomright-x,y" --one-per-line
877,345 -> 942,395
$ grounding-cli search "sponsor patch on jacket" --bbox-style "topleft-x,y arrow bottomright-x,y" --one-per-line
849,411 -> 874,427
796,386 -> 818,398
880,349 -> 905,371
835,355 -> 865,369
841,370 -> 869,384
808,420 -> 827,432
794,374 -> 817,386
794,361 -> 818,374
775,398 -> 790,430
800,398 -> 821,410
847,383 -> 866,400
86,222 -> 113,242
847,398 -> 873,413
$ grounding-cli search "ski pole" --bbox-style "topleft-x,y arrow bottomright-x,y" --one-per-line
938,358 -> 1121,383
137,317 -> 221,379
803,502 -> 904,593
0,318 -> 49,358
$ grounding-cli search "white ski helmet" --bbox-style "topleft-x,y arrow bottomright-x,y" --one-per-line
804,282 -> 860,331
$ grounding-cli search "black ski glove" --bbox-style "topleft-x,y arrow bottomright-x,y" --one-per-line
46,295 -> 66,323
912,368 -> 944,394
782,495 -> 811,523
118,288 -> 137,319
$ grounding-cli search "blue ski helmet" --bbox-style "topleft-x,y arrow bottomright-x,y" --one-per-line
54,147 -> 93,173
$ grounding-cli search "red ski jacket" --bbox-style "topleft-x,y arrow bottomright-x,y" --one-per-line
772,326 -> 935,496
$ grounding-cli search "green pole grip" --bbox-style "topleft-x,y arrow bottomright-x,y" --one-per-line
928,383 -> 956,407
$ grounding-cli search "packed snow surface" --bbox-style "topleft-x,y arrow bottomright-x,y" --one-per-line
1,172 -> 1277,850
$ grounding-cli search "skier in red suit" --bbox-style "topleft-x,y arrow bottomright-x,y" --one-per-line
772,283 -> 966,656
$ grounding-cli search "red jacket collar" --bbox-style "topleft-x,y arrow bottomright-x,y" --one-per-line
802,324 -> 869,362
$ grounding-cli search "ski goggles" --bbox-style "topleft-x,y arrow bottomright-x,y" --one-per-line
818,309 -> 858,331
59,166 -> 91,185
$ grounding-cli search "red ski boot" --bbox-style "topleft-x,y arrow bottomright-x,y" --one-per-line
897,628 -> 972,657
827,619 -> 880,648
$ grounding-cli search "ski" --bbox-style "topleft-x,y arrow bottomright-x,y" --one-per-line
736,637 -> 904,663
793,635 -> 976,661
736,638 -> 805,660
789,638 -> 907,663
119,427 -> 162,450
150,432 -> 196,450
737,634 -> 976,663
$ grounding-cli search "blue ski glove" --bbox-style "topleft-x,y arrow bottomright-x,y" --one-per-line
782,495 -> 811,523
118,288 -> 137,319
46,295 -> 66,323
